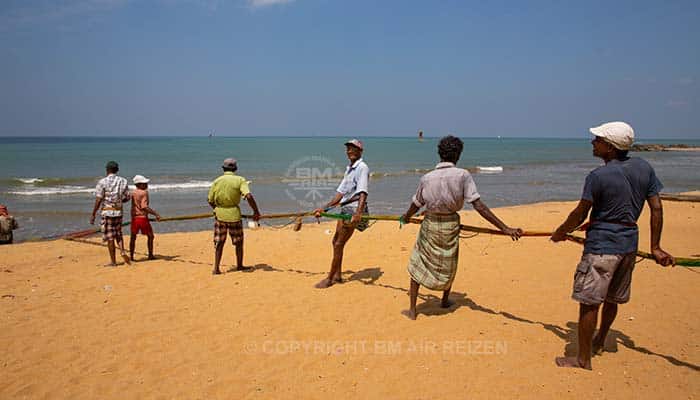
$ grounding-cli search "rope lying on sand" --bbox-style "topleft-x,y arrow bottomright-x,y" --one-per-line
320,212 -> 700,267
659,193 -> 700,203
52,211 -> 312,241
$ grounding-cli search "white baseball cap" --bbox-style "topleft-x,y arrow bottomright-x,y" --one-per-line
133,175 -> 150,184
344,139 -> 364,150
589,121 -> 635,150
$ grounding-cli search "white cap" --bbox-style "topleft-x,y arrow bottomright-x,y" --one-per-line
589,121 -> 635,150
133,174 -> 150,184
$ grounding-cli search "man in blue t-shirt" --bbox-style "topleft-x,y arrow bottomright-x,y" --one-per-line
551,121 -> 674,370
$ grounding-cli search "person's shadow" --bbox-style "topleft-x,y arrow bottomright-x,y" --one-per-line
409,292 -> 700,371
175,261 -> 700,371
251,263 -> 384,284
346,267 -> 383,285
557,321 -> 700,371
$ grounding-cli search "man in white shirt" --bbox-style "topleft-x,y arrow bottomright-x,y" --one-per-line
313,139 -> 370,288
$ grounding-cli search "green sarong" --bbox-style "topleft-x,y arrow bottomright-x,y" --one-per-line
407,213 -> 461,291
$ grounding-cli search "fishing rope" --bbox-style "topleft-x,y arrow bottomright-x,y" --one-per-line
24,207 -> 700,267
320,212 -> 700,267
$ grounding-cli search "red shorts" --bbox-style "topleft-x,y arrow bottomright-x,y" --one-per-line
131,216 -> 153,235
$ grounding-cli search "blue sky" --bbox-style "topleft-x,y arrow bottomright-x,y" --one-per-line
1,0 -> 698,137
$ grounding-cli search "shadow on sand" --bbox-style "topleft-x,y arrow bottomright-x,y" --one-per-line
250,263 -> 700,371
75,245 -> 700,372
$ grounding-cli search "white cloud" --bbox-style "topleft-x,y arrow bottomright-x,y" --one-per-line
248,0 -> 295,8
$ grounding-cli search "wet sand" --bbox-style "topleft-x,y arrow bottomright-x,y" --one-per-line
1,200 -> 698,398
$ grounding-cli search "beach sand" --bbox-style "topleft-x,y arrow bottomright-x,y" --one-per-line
1,200 -> 698,399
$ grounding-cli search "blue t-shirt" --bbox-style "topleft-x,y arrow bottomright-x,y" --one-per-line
582,157 -> 663,254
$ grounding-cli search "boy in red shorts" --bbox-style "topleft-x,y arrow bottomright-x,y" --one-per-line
129,175 -> 161,261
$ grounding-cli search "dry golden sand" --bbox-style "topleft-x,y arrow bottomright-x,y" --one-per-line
1,200 -> 698,399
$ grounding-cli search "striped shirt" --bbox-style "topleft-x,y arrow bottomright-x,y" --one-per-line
95,174 -> 130,217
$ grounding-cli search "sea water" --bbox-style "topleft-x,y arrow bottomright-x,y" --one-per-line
1,136 -> 699,241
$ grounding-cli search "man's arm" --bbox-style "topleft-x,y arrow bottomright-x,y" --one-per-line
647,195 -> 674,266
401,177 -> 424,222
314,192 -> 344,217
550,200 -> 592,242
350,192 -> 368,225
207,185 -> 217,210
141,193 -> 161,221
121,184 -> 131,203
471,198 -> 522,240
143,206 -> 161,221
244,194 -> 261,221
401,202 -> 421,222
90,197 -> 103,225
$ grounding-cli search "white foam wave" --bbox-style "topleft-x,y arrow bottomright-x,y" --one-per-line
16,178 -> 44,184
7,181 -> 214,196
143,181 -> 212,191
8,186 -> 92,195
476,166 -> 503,173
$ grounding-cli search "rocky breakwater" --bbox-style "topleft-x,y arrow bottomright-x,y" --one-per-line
631,143 -> 700,152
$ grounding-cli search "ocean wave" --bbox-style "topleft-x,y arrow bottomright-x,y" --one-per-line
15,177 -> 45,184
146,181 -> 212,191
8,186 -> 93,195
369,169 -> 432,179
476,166 -> 503,173
7,181 -> 214,196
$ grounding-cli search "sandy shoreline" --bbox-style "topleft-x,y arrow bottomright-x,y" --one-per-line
1,200 -> 698,398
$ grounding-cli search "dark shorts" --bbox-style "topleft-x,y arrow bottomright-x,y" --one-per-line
131,216 -> 153,236
101,216 -> 123,242
572,253 -> 636,306
214,219 -> 243,246
340,205 -> 369,232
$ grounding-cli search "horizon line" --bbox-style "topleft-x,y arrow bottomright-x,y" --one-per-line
1,135 -> 699,141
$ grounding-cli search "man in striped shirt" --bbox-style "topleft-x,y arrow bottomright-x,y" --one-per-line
90,161 -> 131,266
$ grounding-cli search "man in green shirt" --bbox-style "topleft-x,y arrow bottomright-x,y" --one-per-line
208,158 -> 261,275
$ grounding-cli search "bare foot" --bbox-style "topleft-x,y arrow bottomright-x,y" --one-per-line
401,309 -> 417,320
147,255 -> 157,260
592,339 -> 605,356
555,356 -> 591,370
212,269 -> 221,275
103,263 -> 117,267
314,278 -> 334,289
236,266 -> 254,272
120,252 -> 131,265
